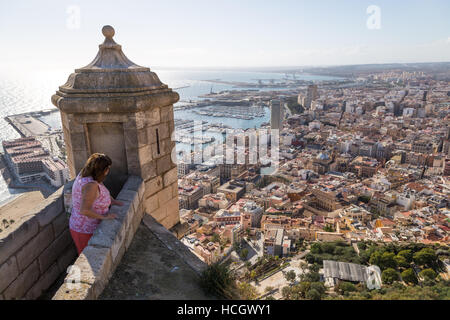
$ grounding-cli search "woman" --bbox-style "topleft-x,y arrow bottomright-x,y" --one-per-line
69,153 -> 123,255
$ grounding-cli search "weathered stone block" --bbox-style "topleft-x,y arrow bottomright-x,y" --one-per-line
145,194 -> 159,213
142,107 -> 161,126
147,125 -> 158,145
123,128 -> 139,148
88,218 -> 121,249
73,246 -> 112,298
163,167 -> 178,187
117,189 -> 138,210
56,243 -> 77,274
141,160 -> 157,181
144,175 -> 163,198
172,181 -> 180,198
122,175 -> 143,194
0,256 -> 19,293
161,138 -> 175,156
38,229 -> 72,273
70,132 -> 87,151
166,197 -> 180,224
158,122 -> 170,140
157,185 -> 173,206
3,260 -> 40,300
16,224 -> 54,272
156,154 -> 173,176
150,142 -> 161,159
0,215 -> 39,266
36,193 -> 64,228
136,201 -> 145,221
52,211 -> 69,237
25,262 -> 60,300
160,105 -> 174,123
148,205 -> 167,222
138,144 -> 153,165
160,211 -> 180,230
52,282 -> 93,300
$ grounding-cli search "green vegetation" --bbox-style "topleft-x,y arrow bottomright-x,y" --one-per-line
284,270 -> 297,284
240,248 -> 249,260
199,263 -> 239,299
328,280 -> 450,300
336,281 -> 357,295
419,268 -> 437,281
281,264 -> 328,300
284,96 -> 304,115
302,241 -> 449,300
237,282 -> 258,300
245,255 -> 285,281
369,251 -> 397,270
305,241 -> 360,265
358,195 -> 371,203
401,268 -> 418,285
381,268 -> 400,284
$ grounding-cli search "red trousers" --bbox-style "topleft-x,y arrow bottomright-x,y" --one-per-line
70,229 -> 93,255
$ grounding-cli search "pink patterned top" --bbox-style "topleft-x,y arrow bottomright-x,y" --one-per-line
69,174 -> 111,234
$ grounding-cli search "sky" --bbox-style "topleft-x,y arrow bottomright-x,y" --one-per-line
0,0 -> 449,70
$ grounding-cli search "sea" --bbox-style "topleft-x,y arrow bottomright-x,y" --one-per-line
0,67 -> 340,204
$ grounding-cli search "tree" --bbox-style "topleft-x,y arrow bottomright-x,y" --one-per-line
240,248 -> 249,260
394,255 -> 410,269
284,270 -> 297,284
281,286 -> 292,300
310,243 -> 322,254
336,281 -> 356,295
358,242 -> 367,251
305,288 -> 321,300
401,268 -> 418,285
265,295 -> 276,300
265,286 -> 274,293
200,263 -> 238,299
322,242 -> 335,254
211,233 -> 220,243
310,263 -> 321,273
398,249 -> 413,263
369,251 -> 397,270
382,268 -> 400,284
310,282 -> 326,296
305,253 -> 315,264
303,271 -> 320,282
238,282 -> 258,300
298,281 -> 311,298
413,248 -> 437,268
419,269 -> 437,281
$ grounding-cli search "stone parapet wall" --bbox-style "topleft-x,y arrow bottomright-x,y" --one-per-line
0,188 -> 76,300
52,176 -> 145,300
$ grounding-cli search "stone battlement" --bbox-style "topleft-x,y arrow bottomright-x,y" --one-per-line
0,188 -> 76,299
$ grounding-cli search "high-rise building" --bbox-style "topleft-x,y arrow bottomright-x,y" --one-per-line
270,99 -> 284,130
304,84 -> 319,109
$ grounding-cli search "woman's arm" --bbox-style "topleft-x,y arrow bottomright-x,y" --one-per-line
81,182 -> 116,220
110,196 -> 124,206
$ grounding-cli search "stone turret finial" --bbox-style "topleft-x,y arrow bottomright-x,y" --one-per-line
102,25 -> 115,39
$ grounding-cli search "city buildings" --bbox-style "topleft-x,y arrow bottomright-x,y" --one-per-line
2,137 -> 69,187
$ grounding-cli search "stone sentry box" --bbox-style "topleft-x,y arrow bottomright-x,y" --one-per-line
51,26 -> 181,229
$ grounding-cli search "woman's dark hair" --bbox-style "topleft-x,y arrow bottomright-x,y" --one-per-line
81,153 -> 112,182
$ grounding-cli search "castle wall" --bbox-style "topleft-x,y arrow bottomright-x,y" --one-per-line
0,188 -> 76,300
